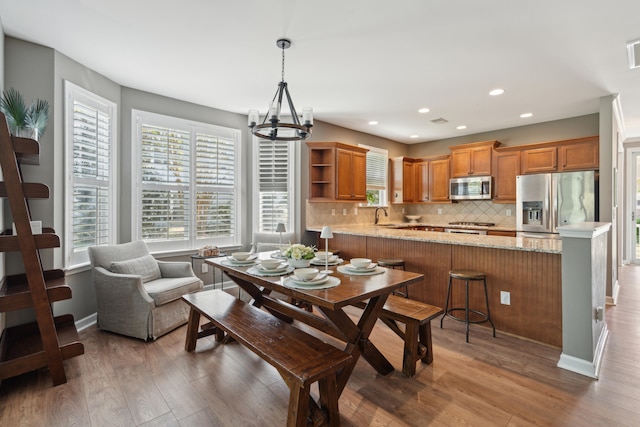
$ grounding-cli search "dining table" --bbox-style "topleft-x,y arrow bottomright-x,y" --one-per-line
205,251 -> 424,396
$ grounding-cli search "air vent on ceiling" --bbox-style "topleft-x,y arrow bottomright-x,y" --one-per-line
431,117 -> 448,124
627,39 -> 640,69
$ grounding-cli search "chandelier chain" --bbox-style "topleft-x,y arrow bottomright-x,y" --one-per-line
281,44 -> 286,83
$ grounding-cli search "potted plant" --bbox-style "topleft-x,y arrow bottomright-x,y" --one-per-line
0,88 -> 49,140
282,243 -> 316,268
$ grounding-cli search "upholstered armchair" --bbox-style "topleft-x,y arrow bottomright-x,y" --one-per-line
88,241 -> 203,340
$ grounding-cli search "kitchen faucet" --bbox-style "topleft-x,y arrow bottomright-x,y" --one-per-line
374,207 -> 388,225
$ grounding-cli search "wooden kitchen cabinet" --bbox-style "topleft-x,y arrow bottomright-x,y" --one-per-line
558,137 -> 599,171
307,142 -> 368,202
492,148 -> 521,203
521,137 -> 599,174
521,146 -> 557,174
415,160 -> 430,202
429,158 -> 450,201
391,157 -> 416,203
449,140 -> 499,177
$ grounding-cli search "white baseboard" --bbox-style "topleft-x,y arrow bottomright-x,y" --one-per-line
75,312 -> 97,332
557,323 -> 609,379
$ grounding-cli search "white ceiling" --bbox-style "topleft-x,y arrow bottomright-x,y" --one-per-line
2,0 -> 640,144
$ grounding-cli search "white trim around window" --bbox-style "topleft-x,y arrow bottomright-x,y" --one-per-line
131,110 -> 242,253
64,81 -> 118,268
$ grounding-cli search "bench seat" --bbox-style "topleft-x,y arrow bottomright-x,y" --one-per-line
183,290 -> 352,427
354,295 -> 443,377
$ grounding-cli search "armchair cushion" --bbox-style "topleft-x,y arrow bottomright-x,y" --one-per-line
144,276 -> 204,306
110,254 -> 161,283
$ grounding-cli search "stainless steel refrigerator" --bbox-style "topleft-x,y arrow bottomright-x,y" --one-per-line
516,171 -> 598,238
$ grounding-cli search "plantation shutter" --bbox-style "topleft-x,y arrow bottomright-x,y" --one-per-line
72,101 -> 111,251
258,139 -> 290,232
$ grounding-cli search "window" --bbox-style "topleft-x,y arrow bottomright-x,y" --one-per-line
132,110 -> 241,252
359,144 -> 388,206
64,82 -> 118,267
253,137 -> 294,232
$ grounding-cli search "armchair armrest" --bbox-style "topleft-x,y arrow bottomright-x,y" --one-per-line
157,260 -> 196,278
92,266 -> 155,306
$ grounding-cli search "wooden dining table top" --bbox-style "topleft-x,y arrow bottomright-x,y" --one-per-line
205,252 -> 424,310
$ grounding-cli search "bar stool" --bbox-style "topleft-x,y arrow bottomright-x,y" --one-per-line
440,269 -> 496,342
378,258 -> 408,298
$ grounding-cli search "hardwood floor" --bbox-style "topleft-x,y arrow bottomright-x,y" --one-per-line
2,266 -> 640,426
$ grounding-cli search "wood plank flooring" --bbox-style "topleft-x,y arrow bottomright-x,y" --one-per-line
2,266 -> 640,426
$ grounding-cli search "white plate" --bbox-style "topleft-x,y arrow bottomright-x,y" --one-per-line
337,265 -> 386,276
284,276 -> 340,290
289,273 -> 329,286
344,263 -> 377,272
310,258 -> 343,266
248,265 -> 294,277
226,254 -> 258,265
312,255 -> 338,263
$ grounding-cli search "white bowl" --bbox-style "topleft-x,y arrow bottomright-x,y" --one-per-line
294,268 -> 319,281
406,215 -> 421,222
259,259 -> 282,269
232,251 -> 251,261
350,258 -> 372,269
315,251 -> 333,260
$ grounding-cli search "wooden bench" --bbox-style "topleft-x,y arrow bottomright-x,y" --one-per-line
354,295 -> 443,377
182,290 -> 352,427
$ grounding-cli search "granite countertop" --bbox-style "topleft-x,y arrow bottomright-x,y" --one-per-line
308,224 -> 562,254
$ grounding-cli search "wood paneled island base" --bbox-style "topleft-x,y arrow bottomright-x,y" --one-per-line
331,233 -> 562,347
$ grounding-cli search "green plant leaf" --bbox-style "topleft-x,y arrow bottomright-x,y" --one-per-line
26,98 -> 50,138
0,88 -> 27,133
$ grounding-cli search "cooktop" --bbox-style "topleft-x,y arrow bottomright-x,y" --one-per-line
448,221 -> 496,227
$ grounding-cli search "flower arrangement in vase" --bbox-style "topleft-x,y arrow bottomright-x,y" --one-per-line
282,243 -> 316,268
0,88 -> 49,140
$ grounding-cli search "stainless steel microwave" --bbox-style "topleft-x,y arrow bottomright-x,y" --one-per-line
449,176 -> 492,200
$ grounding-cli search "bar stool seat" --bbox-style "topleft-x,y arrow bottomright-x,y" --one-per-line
378,258 -> 408,298
440,269 -> 496,342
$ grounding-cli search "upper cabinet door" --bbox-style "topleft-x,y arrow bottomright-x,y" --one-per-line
450,141 -> 497,177
521,146 -> 557,174
559,138 -> 599,171
492,150 -> 520,203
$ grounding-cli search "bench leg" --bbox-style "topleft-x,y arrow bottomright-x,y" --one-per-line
419,321 -> 433,365
318,374 -> 340,427
403,321 -> 420,377
287,382 -> 311,427
185,308 -> 201,352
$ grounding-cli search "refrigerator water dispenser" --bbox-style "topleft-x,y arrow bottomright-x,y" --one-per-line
522,201 -> 543,226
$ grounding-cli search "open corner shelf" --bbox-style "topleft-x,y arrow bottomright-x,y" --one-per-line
0,113 -> 83,386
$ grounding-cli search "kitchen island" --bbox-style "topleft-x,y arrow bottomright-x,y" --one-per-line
308,225 -> 562,346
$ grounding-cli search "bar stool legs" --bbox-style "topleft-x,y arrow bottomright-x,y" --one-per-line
378,258 -> 408,298
440,269 -> 496,342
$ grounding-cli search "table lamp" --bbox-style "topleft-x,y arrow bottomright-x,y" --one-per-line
320,226 -> 333,274
275,223 -> 286,256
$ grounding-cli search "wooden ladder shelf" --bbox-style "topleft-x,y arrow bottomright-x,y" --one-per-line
0,113 -> 83,386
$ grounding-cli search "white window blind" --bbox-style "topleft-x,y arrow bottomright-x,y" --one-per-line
366,149 -> 388,190
133,111 -> 240,251
256,139 -> 292,232
65,82 -> 117,267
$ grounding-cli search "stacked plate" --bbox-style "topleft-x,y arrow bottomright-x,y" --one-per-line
310,255 -> 343,266
288,272 -> 329,286
343,262 -> 378,273
224,254 -> 258,266
248,263 -> 293,276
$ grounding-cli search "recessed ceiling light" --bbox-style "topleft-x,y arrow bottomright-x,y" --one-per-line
410,135 -> 419,139
489,89 -> 505,96
368,121 -> 378,125
418,108 -> 430,114
520,113 -> 533,118
456,125 -> 467,130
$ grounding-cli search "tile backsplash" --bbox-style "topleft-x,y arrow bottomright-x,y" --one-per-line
306,201 -> 517,228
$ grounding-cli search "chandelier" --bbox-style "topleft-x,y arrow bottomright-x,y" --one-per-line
248,38 -> 313,141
